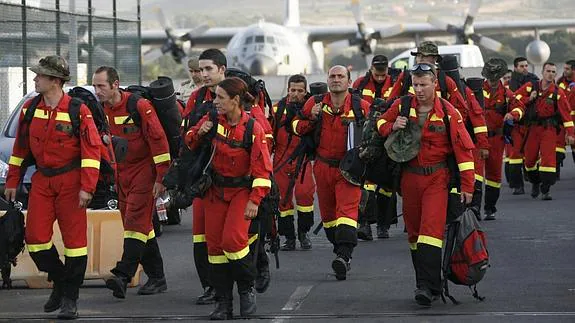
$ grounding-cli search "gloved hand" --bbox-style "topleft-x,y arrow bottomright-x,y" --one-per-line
503,119 -> 514,144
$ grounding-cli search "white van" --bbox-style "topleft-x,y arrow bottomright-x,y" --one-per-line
389,44 -> 485,70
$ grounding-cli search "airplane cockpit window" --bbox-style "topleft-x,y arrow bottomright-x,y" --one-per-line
244,36 -> 253,45
266,36 -> 275,44
255,35 -> 265,43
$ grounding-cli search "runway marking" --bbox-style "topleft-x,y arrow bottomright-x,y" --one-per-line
281,285 -> 314,311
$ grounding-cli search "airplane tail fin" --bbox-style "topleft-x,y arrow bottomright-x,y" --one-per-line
283,0 -> 300,27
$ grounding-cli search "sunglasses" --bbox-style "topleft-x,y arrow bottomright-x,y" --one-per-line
410,63 -> 435,72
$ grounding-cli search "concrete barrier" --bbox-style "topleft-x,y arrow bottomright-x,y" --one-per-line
0,209 -> 141,288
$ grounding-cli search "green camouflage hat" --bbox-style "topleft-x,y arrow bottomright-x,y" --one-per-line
30,55 -> 71,81
187,57 -> 199,69
410,41 -> 442,62
481,58 -> 508,81
384,121 -> 422,163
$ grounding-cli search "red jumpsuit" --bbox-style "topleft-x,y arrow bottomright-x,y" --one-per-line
377,95 -> 475,295
104,91 -> 170,280
185,110 -> 272,297
555,78 -> 573,177
473,81 -> 524,215
292,92 -> 370,261
7,92 -> 101,300
515,81 -> 574,193
271,97 -> 316,242
352,73 -> 393,103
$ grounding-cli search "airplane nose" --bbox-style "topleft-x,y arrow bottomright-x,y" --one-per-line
249,55 -> 277,76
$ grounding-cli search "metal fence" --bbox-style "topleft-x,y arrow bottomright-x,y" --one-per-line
0,0 -> 142,126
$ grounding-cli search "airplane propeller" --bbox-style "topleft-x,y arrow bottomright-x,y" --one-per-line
426,0 -> 503,52
348,0 -> 403,56
142,8 -> 209,64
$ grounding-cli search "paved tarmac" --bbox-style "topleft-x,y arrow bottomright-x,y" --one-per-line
1,157 -> 575,322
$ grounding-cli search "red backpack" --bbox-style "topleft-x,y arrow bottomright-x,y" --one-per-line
443,208 -> 489,303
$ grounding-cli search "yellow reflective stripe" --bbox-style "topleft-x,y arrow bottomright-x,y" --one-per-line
181,119 -> 186,127
272,105 -> 278,113
511,108 -> 523,119
563,121 -> 574,128
483,90 -> 490,99
252,178 -> 271,188
81,159 -> 100,169
378,188 -> 392,197
248,234 -> 259,245
27,241 -> 53,253
475,174 -> 484,182
539,166 -> 556,173
515,94 -> 523,101
124,231 -> 149,243
33,109 -> 49,119
362,88 -> 375,98
363,184 -> 376,191
556,147 -> 566,153
408,86 -> 415,94
376,118 -> 387,129
193,234 -> 206,243
322,105 -> 333,115
570,111 -> 575,116
292,120 -> 300,135
8,155 -> 24,166
504,157 -> 509,162
224,246 -> 250,260
64,247 -> 88,257
409,108 -> 417,118
525,165 -> 538,171
280,209 -> 295,218
148,230 -> 156,240
509,159 -> 523,165
55,112 -> 71,122
324,218 -> 358,228
485,179 -> 501,188
114,116 -> 133,124
208,255 -> 229,264
450,188 -> 460,194
383,87 -> 393,98
409,242 -> 418,251
265,134 -> 274,139
526,86 -> 532,92
474,126 -> 488,134
153,153 -> 171,164
217,124 -> 227,137
559,83 -> 566,89
417,235 -> 443,248
429,114 -> 443,122
458,162 -> 474,172
436,90 -> 442,97
296,205 -> 314,213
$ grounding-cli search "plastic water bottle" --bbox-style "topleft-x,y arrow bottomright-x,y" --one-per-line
156,193 -> 168,222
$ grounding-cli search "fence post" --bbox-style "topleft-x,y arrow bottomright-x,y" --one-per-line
137,0 -> 142,85
113,0 -> 118,68
21,0 -> 27,97
56,0 -> 61,56
88,0 -> 93,78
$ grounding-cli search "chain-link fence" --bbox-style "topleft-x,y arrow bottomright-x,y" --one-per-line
0,0 -> 141,126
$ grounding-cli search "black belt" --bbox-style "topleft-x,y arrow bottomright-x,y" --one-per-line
37,159 -> 81,177
316,154 -> 341,167
526,116 -> 559,127
212,172 -> 252,188
404,161 -> 447,176
488,128 -> 503,137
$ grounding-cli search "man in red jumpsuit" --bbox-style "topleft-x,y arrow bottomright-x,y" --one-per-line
92,66 -> 170,298
292,65 -> 370,280
352,55 -> 397,240
377,63 -> 475,306
474,58 -> 525,220
514,62 -> 575,200
554,60 -> 575,177
182,48 -> 227,305
270,74 -> 316,250
5,55 -> 102,319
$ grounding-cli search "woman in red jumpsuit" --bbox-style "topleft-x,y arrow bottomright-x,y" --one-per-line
185,77 -> 272,320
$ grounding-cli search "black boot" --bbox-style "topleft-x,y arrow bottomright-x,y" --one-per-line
209,294 -> 233,320
105,275 -> 128,299
193,242 -> 211,297
377,224 -> 390,239
197,286 -> 216,305
280,238 -> 296,251
57,297 -> 78,320
44,279 -> 64,313
415,243 -> 443,303
239,287 -> 257,317
137,276 -> 167,295
531,183 -> 541,199
357,221 -> 373,241
254,239 -> 270,293
540,184 -> 552,200
298,230 -> 312,250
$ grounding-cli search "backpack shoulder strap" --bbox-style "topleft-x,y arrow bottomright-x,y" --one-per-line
23,94 -> 42,124
125,93 -> 142,127
243,117 -> 256,151
553,86 -> 559,112
313,94 -> 324,105
273,97 -> 287,139
438,71 -> 448,99
351,93 -> 365,124
439,98 -> 452,141
399,95 -> 411,118
195,86 -> 208,109
401,69 -> 411,96
357,71 -> 371,93
67,97 -> 83,137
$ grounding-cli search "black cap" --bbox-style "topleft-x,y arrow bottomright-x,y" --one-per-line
371,55 -> 388,69
309,82 -> 328,95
